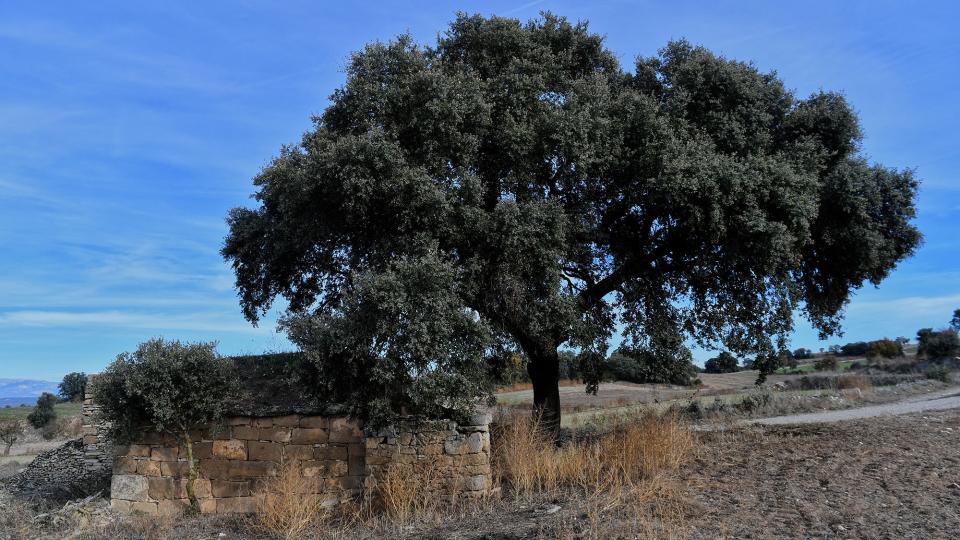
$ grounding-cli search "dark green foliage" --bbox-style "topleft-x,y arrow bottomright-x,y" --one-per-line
92,338 -> 238,513
704,352 -> 739,374
792,348 -> 813,360
221,13 -> 921,428
925,365 -> 951,383
951,309 -> 960,331
281,253 -> 493,428
867,338 -> 903,359
606,341 -> 696,385
814,356 -> 839,371
58,372 -> 88,402
27,392 -> 57,429
839,342 -> 870,357
917,329 -> 959,359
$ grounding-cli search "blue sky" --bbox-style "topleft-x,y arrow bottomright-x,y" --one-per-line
1,1 -> 957,380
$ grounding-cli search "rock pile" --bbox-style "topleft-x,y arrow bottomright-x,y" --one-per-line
3,439 -> 111,506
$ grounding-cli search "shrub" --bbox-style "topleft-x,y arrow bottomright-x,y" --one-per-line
57,372 -> 88,402
92,338 -> 238,513
792,348 -> 813,360
917,329 -> 959,359
867,338 -> 903,360
704,352 -> 739,374
27,392 -> 58,429
951,309 -> 960,332
605,344 -> 696,386
925,365 -> 951,383
0,420 -> 23,456
839,341 -> 870,357
836,374 -> 873,392
254,460 -> 326,539
814,356 -> 838,371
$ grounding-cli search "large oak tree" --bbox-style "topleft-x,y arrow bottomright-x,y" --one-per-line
223,13 -> 920,430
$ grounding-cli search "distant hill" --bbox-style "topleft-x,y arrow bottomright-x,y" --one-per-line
0,379 -> 59,403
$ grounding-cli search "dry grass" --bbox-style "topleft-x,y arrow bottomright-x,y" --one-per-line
837,373 -> 874,392
373,461 -> 443,524
493,410 -> 695,537
496,378 -> 583,393
253,460 -> 327,539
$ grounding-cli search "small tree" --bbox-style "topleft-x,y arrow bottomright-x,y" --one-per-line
895,336 -> 910,346
0,420 -> 24,456
58,372 -> 88,402
704,352 -> 739,374
792,348 -> 813,360
27,392 -> 58,429
867,338 -> 903,359
92,338 -> 238,514
917,329 -> 960,359
951,309 -> 960,332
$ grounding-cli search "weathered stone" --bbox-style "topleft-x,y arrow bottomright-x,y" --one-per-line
217,496 -> 258,514
131,501 -> 159,515
301,460 -> 327,477
193,441 -> 213,460
258,427 -> 292,443
248,441 -> 282,462
112,475 -> 150,501
227,416 -> 253,426
199,498 -> 217,514
271,414 -> 300,427
291,428 -> 327,444
284,444 -> 314,460
444,437 -> 464,455
300,416 -> 329,429
212,440 -> 247,460
466,432 -> 484,453
126,444 -> 152,458
136,460 -> 162,477
157,499 -> 189,516
150,447 -> 178,461
348,454 -> 365,476
465,475 -> 487,491
212,479 -> 251,498
230,425 -> 260,440
114,457 -> 139,474
111,499 -> 132,512
315,445 -> 348,461
148,477 -> 179,500
161,461 -> 190,477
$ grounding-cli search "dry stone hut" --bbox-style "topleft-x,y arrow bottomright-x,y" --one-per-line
83,354 -> 492,515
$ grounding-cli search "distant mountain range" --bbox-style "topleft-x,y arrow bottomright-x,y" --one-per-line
0,379 -> 59,407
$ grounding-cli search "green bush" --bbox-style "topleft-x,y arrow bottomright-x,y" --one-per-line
867,338 -> 903,359
814,356 -> 839,371
917,329 -> 959,359
92,338 -> 238,513
58,372 -> 88,402
605,342 -> 697,386
704,352 -> 739,374
27,392 -> 58,429
925,365 -> 951,383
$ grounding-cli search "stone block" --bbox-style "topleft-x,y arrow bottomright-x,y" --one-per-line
299,416 -> 329,429
283,444 -> 314,460
212,480 -> 251,498
444,438 -> 464,455
137,460 -> 162,477
348,443 -> 364,456
301,460 -> 327,477
199,498 -> 217,514
254,418 -> 275,428
248,441 -> 283,462
157,499 -> 189,516
231,426 -> 260,441
112,475 -> 150,502
114,457 -> 138,474
161,461 -> 190,477
151,447 -> 178,461
291,428 -> 327,444
110,499 -> 132,513
126,444 -> 153,458
193,441 -> 213,460
465,475 -> 487,492
130,501 -> 159,515
466,432 -> 484,453
258,427 -> 292,443
315,445 -> 347,461
212,440 -> 247,460
148,477 -> 179,500
217,496 -> 258,514
272,414 -> 301,427
348,454 -> 365,476
227,416 -> 253,426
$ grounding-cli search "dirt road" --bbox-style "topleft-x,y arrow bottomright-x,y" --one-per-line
749,386 -> 960,425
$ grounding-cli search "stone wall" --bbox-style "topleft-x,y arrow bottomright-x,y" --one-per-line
81,378 -> 112,472
101,413 -> 492,515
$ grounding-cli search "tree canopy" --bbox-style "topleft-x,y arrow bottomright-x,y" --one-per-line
58,372 -> 88,402
222,13 -> 921,429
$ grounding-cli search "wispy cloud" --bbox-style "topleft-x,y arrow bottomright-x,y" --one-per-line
0,310 -> 267,334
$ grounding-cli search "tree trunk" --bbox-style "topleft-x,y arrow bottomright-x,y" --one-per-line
2,441 -> 11,456
527,348 -> 561,434
181,432 -> 200,515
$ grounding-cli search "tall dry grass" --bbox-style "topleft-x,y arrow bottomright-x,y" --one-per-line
374,461 -> 442,523
493,410 -> 695,538
253,460 -> 328,539
836,373 -> 873,392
